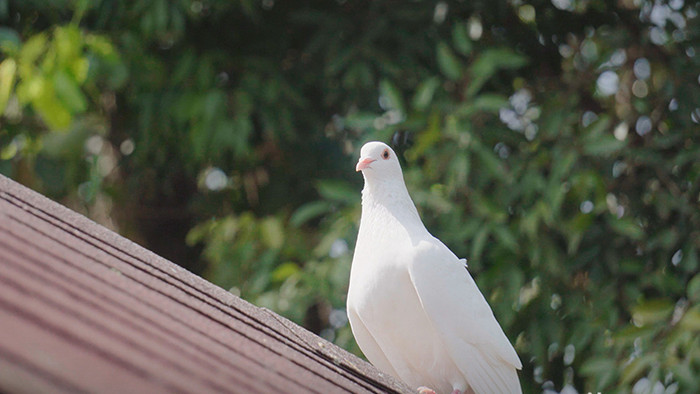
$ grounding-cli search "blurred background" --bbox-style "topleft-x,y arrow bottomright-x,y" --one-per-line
1,0 -> 699,392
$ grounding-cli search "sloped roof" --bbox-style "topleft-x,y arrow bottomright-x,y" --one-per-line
0,175 -> 410,393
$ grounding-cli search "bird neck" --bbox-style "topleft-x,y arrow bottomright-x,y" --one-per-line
360,178 -> 426,236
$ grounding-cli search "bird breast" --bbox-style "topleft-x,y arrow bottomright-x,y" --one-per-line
348,249 -> 465,393
348,254 -> 437,359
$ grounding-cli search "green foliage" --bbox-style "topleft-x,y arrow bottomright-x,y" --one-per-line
2,1 -> 700,392
4,24 -> 120,129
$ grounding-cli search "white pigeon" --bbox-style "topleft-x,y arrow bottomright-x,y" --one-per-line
347,141 -> 522,394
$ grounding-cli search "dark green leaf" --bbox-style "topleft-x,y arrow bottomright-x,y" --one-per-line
290,201 -> 333,227
316,180 -> 359,204
437,41 -> 462,80
451,22 -> 472,55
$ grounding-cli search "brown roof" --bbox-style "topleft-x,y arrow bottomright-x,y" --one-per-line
0,175 -> 411,394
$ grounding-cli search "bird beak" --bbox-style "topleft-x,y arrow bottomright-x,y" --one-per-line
356,158 -> 376,172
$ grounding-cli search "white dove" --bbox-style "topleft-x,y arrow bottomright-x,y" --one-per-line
347,141 -> 522,394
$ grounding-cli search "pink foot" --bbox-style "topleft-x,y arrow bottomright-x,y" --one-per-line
452,391 -> 463,394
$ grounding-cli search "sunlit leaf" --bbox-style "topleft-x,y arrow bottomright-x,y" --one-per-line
0,58 -> 16,114
54,25 -> 82,67
32,84 -> 72,129
54,70 -> 87,112
70,57 -> 89,84
632,299 -> 673,326
621,354 -> 657,385
0,140 -> 18,160
85,34 -> 118,60
261,217 -> 285,249
408,111 -> 441,158
271,262 -> 301,283
613,324 -> 657,343
679,305 -> 700,331
19,33 -> 47,74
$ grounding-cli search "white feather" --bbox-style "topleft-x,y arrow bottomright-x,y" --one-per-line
348,141 -> 522,394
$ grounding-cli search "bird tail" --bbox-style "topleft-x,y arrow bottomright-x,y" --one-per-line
455,346 -> 522,394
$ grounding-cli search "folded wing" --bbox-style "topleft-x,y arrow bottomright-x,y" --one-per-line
406,239 -> 522,393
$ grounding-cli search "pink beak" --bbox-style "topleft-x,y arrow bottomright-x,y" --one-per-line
356,158 -> 376,172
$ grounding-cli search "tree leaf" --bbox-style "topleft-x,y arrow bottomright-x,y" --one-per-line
379,78 -> 405,115
472,93 -> 508,112
0,27 -> 21,53
621,354 -> 657,385
688,273 -> 700,303
583,134 -> 625,156
608,217 -> 644,240
261,217 -> 285,249
678,305 -> 700,331
31,79 -> 72,129
271,262 -> 301,283
316,180 -> 359,204
0,58 -> 16,114
54,70 -> 87,112
631,299 -> 673,326
467,48 -> 528,95
290,201 -> 332,227
473,143 -> 508,182
412,76 -> 440,111
492,225 -> 519,252
437,41 -> 462,80
472,48 -> 529,73
451,22 -> 472,55
471,225 -> 490,262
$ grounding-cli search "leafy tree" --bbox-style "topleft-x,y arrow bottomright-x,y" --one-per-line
2,1 -> 699,392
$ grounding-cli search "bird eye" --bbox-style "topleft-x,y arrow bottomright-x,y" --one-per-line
382,149 -> 390,160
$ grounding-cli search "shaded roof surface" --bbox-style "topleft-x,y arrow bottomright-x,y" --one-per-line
0,175 -> 411,394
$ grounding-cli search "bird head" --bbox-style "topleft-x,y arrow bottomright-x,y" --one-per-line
355,141 -> 404,183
